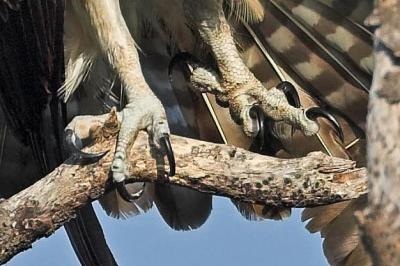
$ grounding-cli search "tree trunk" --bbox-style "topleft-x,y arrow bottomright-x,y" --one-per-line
357,1 -> 400,265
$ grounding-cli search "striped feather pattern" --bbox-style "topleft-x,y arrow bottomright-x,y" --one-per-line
275,0 -> 373,76
317,0 -> 374,26
257,1 -> 369,130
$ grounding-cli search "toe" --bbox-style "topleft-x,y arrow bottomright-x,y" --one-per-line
64,114 -> 113,164
150,115 -> 175,177
64,129 -> 108,164
111,99 -> 174,201
65,115 -> 103,140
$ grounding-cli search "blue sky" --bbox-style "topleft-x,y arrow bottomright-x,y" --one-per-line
7,196 -> 328,266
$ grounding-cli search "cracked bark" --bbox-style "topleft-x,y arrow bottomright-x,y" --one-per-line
356,1 -> 400,265
0,111 -> 367,264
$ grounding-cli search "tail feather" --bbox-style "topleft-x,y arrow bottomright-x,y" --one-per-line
64,205 -> 118,266
256,3 -> 369,129
99,183 -> 153,219
302,197 -> 368,266
267,0 -> 370,93
274,0 -> 373,76
321,197 -> 367,265
154,184 -> 212,231
316,0 -> 374,27
302,201 -> 349,233
344,244 -> 371,266
232,200 -> 291,221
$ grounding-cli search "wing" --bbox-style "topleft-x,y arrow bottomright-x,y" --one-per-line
0,2 -> 118,265
0,0 -> 65,174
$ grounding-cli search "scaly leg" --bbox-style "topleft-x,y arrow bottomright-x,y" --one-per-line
175,0 -> 341,139
65,0 -> 174,201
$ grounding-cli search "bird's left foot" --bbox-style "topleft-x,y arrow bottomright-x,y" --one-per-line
169,53 -> 343,143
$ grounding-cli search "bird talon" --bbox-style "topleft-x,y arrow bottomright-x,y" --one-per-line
305,107 -> 344,142
160,134 -> 176,177
64,129 -> 109,165
249,105 -> 265,151
116,180 -> 145,202
276,81 -> 301,108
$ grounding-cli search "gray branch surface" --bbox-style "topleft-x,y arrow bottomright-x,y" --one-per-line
357,1 -> 400,264
0,112 -> 367,264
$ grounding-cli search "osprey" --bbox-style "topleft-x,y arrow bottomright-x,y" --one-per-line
0,0 -> 372,265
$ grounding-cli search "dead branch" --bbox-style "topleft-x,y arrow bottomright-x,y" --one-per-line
0,112 -> 367,264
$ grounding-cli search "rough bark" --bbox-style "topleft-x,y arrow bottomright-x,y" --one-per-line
0,111 -> 367,264
356,1 -> 400,265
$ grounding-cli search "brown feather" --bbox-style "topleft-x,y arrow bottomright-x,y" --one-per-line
99,183 -> 153,219
302,201 -> 349,233
343,244 -> 372,266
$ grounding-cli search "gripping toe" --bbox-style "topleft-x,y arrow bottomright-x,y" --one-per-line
64,129 -> 108,165
160,134 -> 176,177
305,107 -> 344,142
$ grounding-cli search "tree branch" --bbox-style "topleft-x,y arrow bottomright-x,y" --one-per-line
0,112 -> 367,264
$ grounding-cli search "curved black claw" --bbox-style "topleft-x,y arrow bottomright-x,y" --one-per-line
305,107 -> 344,142
168,52 -> 202,86
64,129 -> 108,165
276,81 -> 301,108
160,134 -> 176,177
116,181 -> 145,202
249,105 -> 265,151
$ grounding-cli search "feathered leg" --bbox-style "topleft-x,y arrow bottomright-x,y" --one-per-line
65,0 -> 175,201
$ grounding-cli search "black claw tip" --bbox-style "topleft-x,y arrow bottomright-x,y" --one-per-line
64,129 -> 109,165
305,107 -> 344,142
249,106 -> 265,151
160,134 -> 176,177
276,81 -> 301,108
168,52 -> 201,87
116,181 -> 145,202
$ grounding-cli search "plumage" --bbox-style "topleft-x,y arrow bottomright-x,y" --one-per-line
226,0 -> 265,23
0,1 -> 118,265
321,197 -> 368,266
0,0 -> 64,172
317,0 -> 374,26
99,183 -> 153,219
301,201 -> 348,233
0,0 -> 373,264
276,0 -> 373,76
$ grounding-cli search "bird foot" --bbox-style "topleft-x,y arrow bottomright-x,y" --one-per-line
169,53 -> 343,145
65,96 -> 175,203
